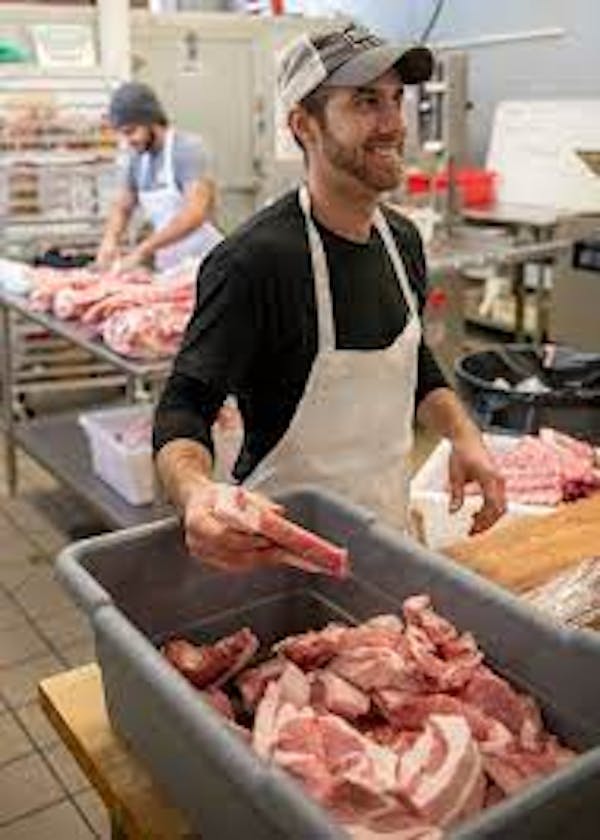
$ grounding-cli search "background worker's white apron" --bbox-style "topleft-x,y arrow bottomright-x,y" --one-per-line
139,128 -> 223,272
245,184 -> 422,531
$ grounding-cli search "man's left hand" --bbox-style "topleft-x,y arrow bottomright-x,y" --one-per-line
117,245 -> 150,273
448,432 -> 506,535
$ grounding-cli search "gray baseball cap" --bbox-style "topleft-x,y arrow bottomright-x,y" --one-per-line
278,22 -> 433,115
108,81 -> 167,128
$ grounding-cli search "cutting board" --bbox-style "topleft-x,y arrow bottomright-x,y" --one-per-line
445,493 -> 600,593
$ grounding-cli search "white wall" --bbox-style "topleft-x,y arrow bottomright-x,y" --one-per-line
302,0 -> 600,163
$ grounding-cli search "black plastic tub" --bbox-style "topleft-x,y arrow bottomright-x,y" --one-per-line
56,486 -> 600,839
455,344 -> 600,442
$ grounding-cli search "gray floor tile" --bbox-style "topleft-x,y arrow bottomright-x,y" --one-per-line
74,790 -> 111,839
0,498 -> 69,558
0,752 -> 64,825
0,801 -> 93,840
12,567 -> 73,621
0,559 -> 48,593
60,637 -> 97,669
0,652 -> 63,710
33,604 -> 91,650
0,623 -> 52,669
0,514 -> 41,566
0,601 -> 27,634
43,742 -> 90,796
0,712 -> 33,767
14,702 -> 60,750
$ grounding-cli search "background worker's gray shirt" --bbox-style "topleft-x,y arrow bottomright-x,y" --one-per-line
119,131 -> 213,194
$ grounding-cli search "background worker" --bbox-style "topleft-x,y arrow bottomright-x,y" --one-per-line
97,81 -> 223,273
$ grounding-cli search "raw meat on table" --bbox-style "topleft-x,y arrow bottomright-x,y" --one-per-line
26,263 -> 196,360
162,595 -> 576,838
101,300 -> 194,359
463,428 -> 600,506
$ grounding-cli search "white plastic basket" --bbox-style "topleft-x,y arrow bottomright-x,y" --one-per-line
79,405 -> 154,506
410,433 -> 553,549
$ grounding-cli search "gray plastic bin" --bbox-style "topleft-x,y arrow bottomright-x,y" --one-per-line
56,486 -> 600,839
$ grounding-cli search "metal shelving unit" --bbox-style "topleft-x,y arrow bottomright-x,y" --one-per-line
0,72 -> 126,411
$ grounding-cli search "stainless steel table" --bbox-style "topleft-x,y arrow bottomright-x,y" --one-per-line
461,203 -> 565,341
426,227 -> 571,342
0,288 -> 172,527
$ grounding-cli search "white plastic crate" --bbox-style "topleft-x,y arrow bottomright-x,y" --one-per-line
410,433 -> 553,549
79,405 -> 154,506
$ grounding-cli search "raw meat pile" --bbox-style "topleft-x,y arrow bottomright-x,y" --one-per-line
163,595 -> 576,838
468,428 -> 600,506
25,264 -> 195,359
213,485 -> 349,578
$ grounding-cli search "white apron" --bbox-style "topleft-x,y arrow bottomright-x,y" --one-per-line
245,184 -> 422,531
139,128 -> 223,272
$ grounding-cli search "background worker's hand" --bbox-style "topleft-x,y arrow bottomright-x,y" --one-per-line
183,481 -> 285,572
95,238 -> 120,272
448,432 -> 506,535
117,246 -> 147,274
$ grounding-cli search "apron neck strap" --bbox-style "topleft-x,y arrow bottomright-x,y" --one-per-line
141,127 -> 176,191
162,127 -> 177,191
373,207 -> 419,318
298,184 -> 336,351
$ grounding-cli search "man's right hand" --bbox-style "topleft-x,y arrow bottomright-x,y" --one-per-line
95,238 -> 120,272
183,481 -> 285,572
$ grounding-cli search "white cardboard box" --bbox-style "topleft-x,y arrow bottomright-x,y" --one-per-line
410,433 -> 553,549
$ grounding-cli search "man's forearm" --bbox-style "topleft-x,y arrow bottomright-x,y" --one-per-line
416,387 -> 481,443
155,438 -> 214,513
102,202 -> 131,247
140,208 -> 204,257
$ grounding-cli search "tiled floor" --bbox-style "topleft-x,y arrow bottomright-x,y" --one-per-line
0,431 -> 438,838
0,446 -> 110,839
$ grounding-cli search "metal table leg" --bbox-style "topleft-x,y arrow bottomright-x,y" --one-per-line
1,304 -> 17,495
512,262 -> 527,342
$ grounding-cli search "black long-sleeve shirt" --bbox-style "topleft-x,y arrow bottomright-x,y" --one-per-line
153,190 -> 448,481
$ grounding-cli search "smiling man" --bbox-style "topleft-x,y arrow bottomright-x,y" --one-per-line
153,22 -> 506,570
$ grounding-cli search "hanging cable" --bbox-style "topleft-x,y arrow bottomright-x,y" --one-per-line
419,0 -> 446,44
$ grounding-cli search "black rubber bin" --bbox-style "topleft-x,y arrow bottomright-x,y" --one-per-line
455,344 -> 600,443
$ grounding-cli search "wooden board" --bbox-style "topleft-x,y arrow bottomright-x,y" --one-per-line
445,493 -> 600,593
39,664 -> 192,839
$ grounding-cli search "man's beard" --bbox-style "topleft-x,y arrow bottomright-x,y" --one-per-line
321,127 -> 403,192
144,126 -> 157,153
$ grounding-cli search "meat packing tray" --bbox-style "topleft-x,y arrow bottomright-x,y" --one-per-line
56,486 -> 600,840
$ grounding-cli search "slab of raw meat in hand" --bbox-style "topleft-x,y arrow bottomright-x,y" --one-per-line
163,627 -> 258,689
213,485 -> 349,578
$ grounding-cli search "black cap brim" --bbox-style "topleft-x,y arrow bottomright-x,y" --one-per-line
323,43 -> 433,88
